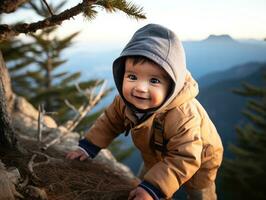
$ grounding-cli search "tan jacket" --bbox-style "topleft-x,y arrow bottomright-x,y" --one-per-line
85,74 -> 223,199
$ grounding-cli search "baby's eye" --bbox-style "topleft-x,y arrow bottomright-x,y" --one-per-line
127,74 -> 137,80
150,78 -> 160,84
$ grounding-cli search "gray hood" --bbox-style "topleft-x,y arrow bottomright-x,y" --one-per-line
113,23 -> 187,112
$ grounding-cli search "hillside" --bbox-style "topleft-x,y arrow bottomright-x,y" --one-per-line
198,63 -> 266,156
198,62 -> 264,88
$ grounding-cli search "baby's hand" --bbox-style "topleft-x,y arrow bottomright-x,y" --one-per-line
128,187 -> 154,200
66,148 -> 89,161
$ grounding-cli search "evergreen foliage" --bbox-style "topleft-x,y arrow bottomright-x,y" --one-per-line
93,0 -> 145,19
222,72 -> 266,200
2,1 -> 110,130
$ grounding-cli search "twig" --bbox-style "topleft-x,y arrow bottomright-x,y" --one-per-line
37,104 -> 45,142
64,81 -> 105,130
64,99 -> 78,113
41,81 -> 107,150
32,151 -> 63,163
68,80 -> 107,131
18,175 -> 29,189
75,82 -> 84,95
28,151 -> 63,179
42,0 -> 53,16
41,136 -> 63,151
28,154 -> 41,180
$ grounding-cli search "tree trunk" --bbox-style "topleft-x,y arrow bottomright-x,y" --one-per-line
0,50 -> 17,149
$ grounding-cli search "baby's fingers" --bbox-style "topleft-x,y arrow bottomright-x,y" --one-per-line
79,153 -> 89,161
66,151 -> 80,160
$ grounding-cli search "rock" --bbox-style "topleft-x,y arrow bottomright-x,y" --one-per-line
12,95 -> 57,137
0,160 -> 24,200
6,167 -> 21,185
95,149 -> 135,179
25,185 -> 48,200
11,95 -> 136,182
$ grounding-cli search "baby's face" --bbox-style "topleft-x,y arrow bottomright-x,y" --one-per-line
122,58 -> 170,110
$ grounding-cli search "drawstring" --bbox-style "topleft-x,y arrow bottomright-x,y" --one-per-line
125,127 -> 131,136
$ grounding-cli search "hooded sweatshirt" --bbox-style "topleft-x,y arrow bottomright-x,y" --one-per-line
79,24 -> 223,199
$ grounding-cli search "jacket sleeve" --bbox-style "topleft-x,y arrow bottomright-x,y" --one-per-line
144,114 -> 203,199
84,95 -> 127,149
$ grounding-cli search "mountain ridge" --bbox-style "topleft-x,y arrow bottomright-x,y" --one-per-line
198,61 -> 265,88
198,63 -> 266,156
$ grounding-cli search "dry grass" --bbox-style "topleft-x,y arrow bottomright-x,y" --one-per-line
0,138 -> 137,200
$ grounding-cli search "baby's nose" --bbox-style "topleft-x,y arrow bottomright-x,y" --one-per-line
135,82 -> 149,93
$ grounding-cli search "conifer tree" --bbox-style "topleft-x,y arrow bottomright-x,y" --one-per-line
4,1 -> 109,130
222,71 -> 266,200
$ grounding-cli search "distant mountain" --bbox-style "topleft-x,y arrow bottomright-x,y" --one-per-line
203,34 -> 236,43
197,63 -> 266,156
183,35 -> 266,78
63,35 -> 266,82
198,62 -> 265,88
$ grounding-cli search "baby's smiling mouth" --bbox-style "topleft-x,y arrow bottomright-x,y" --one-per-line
133,95 -> 150,100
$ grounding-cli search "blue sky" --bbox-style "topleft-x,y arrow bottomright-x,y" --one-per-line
3,0 -> 266,51
58,0 -> 266,50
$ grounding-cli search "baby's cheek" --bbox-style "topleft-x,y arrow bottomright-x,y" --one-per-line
122,84 -> 130,98
152,93 -> 164,105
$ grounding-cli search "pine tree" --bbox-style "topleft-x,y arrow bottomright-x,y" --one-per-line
9,1 -> 110,130
222,71 -> 266,200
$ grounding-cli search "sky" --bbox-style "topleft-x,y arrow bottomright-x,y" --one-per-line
60,0 -> 266,51
3,0 -> 266,51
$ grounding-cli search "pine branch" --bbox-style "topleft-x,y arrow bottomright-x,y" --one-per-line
60,72 -> 81,86
95,0 -> 146,20
242,110 -> 266,129
234,83 -> 266,97
54,31 -> 80,51
0,0 -> 95,41
0,0 -> 146,41
246,100 -> 266,118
